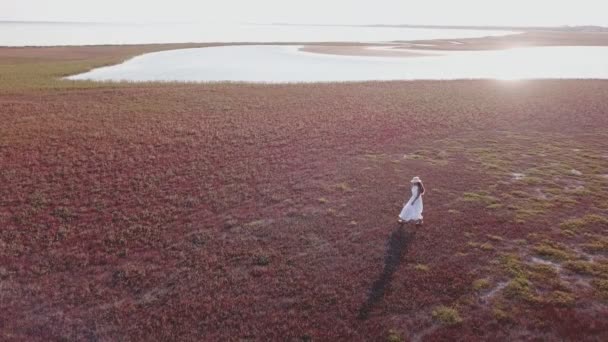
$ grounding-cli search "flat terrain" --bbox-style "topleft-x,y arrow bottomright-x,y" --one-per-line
403,30 -> 608,50
300,45 -> 439,58
1,43 -> 608,341
302,31 -> 608,57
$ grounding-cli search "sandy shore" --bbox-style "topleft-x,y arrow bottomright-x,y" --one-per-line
300,30 -> 608,57
401,30 -> 608,50
300,45 -> 441,57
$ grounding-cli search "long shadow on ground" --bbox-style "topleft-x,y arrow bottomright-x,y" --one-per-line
358,224 -> 414,320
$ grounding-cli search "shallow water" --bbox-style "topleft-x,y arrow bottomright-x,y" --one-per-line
0,22 -> 513,46
68,45 -> 608,83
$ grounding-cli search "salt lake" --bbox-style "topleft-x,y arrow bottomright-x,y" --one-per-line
67,45 -> 608,83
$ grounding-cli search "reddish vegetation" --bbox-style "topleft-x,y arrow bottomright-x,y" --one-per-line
1,45 -> 608,340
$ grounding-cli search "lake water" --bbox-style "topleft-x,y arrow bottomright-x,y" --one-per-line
68,45 -> 608,83
0,22 -> 514,46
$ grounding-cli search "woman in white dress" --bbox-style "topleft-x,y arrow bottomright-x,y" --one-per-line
398,176 -> 425,225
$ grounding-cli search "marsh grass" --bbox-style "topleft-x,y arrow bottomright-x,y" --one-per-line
533,241 -> 577,262
462,191 -> 499,206
492,306 -> 511,321
592,279 -> 608,299
486,235 -> 504,242
547,290 -> 575,306
398,130 -> 606,234
564,260 -> 608,278
473,278 -> 492,291
581,235 -> 608,254
503,277 -> 534,301
335,182 -> 353,192
499,254 -> 537,302
407,149 -> 449,165
432,306 -> 463,326
560,214 -> 608,231
414,264 -> 430,272
386,330 -> 403,342
0,43 -> 214,92
480,242 -> 495,251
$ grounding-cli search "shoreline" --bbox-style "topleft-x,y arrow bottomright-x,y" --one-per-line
299,45 -> 442,58
3,30 -> 608,62
300,31 -> 608,57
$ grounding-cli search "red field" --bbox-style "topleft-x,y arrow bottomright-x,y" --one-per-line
1,46 -> 608,341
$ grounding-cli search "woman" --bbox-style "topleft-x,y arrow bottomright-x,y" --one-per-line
398,176 -> 425,225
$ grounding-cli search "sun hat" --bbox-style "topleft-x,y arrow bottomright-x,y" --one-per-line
411,176 -> 421,183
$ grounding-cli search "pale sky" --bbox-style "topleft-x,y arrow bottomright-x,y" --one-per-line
3,0 -> 608,27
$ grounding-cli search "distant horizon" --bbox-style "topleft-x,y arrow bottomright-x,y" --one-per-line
7,0 -> 608,28
1,20 -> 607,31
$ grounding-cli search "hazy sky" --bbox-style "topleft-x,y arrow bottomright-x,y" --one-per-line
3,0 -> 608,26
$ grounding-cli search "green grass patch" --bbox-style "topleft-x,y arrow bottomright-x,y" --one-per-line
521,176 -> 544,185
467,241 -> 481,249
515,209 -> 547,222
335,182 -> 353,192
592,279 -> 608,299
386,330 -> 403,342
486,203 -> 503,209
245,219 -> 271,228
529,263 -> 558,278
473,278 -> 492,291
547,291 -> 575,306
560,214 -> 608,231
581,236 -> 608,254
492,307 -> 511,321
503,277 -> 534,301
510,190 -> 529,198
432,306 -> 463,326
414,264 -> 429,272
487,235 -> 504,242
528,263 -> 560,286
501,254 -> 526,278
561,229 -> 577,237
0,44 -> 213,91
500,254 -> 538,301
407,149 -> 449,165
480,242 -> 495,251
463,191 -> 499,205
533,241 -> 576,262
563,260 -> 608,277
564,260 -> 594,275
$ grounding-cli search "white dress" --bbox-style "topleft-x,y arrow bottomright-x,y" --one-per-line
399,184 -> 423,221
